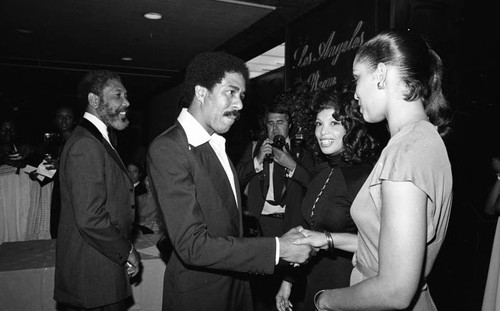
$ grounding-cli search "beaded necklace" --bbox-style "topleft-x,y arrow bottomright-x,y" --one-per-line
310,168 -> 334,229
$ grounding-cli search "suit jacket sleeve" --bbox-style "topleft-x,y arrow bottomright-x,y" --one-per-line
288,147 -> 315,189
64,136 -> 131,264
235,141 -> 259,188
147,133 -> 276,274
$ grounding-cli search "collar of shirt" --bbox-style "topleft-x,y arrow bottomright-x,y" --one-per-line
177,108 -> 212,147
84,112 -> 112,146
177,108 -> 237,207
176,109 -> 227,158
209,132 -> 226,150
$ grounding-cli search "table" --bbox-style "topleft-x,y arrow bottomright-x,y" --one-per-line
483,218 -> 500,310
0,237 -> 166,311
0,165 -> 53,243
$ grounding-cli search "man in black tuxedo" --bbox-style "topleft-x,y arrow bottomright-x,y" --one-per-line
54,70 -> 141,311
236,101 -> 315,310
146,51 -> 314,311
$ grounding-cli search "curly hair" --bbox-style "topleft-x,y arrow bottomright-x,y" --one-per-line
182,51 -> 249,107
77,70 -> 122,111
311,89 -> 379,163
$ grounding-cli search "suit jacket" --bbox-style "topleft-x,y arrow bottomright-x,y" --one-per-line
147,122 -> 276,311
54,119 -> 135,308
236,140 -> 315,236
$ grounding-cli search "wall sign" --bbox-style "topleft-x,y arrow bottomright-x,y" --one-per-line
286,0 -> 388,91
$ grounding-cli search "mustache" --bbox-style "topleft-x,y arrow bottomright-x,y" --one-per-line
223,110 -> 240,120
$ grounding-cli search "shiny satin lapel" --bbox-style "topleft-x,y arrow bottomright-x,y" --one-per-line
79,118 -> 129,175
193,143 -> 239,219
228,159 -> 243,235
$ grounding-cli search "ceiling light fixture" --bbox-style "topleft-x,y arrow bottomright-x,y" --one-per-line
17,28 -> 34,35
214,0 -> 275,10
121,57 -> 133,61
144,12 -> 162,20
246,42 -> 284,79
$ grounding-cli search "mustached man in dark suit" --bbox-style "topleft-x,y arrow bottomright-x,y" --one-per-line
54,70 -> 141,311
236,100 -> 315,310
146,51 -> 315,311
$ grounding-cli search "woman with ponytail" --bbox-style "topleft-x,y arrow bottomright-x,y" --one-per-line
294,30 -> 454,310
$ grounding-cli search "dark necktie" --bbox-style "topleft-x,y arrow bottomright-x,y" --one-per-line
272,163 -> 286,204
107,127 -> 118,148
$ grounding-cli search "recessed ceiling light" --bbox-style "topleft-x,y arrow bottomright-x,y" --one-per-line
215,0 -> 275,10
17,28 -> 34,35
144,12 -> 162,20
121,57 -> 133,61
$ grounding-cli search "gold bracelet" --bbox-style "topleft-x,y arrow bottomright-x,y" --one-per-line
314,289 -> 325,310
324,231 -> 334,250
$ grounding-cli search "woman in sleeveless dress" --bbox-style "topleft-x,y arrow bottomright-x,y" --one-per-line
293,30 -> 454,311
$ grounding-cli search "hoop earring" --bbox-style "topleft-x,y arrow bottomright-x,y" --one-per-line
377,81 -> 385,89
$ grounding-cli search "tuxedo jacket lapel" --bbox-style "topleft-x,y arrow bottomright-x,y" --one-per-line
193,142 -> 239,218
79,118 -> 128,175
228,160 -> 243,236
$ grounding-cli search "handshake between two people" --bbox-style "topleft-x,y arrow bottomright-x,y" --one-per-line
278,226 -> 332,265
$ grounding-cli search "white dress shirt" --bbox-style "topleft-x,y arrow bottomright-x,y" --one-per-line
83,112 -> 114,148
177,108 -> 238,207
177,108 -> 280,264
253,137 -> 295,215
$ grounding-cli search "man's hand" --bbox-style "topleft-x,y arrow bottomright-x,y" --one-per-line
278,227 -> 314,264
255,139 -> 273,164
43,157 -> 59,170
273,148 -> 296,171
292,227 -> 328,250
126,246 -> 142,278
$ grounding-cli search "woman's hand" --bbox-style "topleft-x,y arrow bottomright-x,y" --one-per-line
292,227 -> 328,250
276,280 -> 293,311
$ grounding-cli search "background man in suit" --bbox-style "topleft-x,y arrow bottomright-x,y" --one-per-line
147,51 -> 314,311
54,70 -> 141,311
236,101 -> 315,310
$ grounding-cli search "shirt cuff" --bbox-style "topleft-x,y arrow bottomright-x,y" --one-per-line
254,157 -> 263,173
275,237 -> 280,265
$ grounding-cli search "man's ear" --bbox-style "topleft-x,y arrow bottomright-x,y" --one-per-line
88,93 -> 99,109
194,85 -> 207,104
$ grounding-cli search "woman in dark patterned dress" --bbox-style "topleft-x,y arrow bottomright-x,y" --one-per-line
276,89 -> 379,311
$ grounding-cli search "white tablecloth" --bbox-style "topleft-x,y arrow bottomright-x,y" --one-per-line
483,218 -> 500,310
0,238 -> 166,311
0,165 -> 53,243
